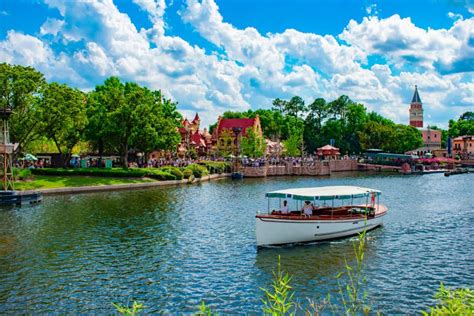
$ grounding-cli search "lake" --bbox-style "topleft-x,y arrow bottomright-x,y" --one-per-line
0,172 -> 473,314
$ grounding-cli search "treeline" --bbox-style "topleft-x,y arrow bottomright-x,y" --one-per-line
0,63 -> 182,167
211,95 -> 424,156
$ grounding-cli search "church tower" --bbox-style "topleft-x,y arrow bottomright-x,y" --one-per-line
409,85 -> 423,128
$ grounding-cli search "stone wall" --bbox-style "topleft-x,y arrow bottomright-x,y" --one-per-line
242,160 -> 357,178
329,159 -> 358,172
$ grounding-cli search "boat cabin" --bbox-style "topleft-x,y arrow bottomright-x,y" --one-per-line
262,186 -> 384,220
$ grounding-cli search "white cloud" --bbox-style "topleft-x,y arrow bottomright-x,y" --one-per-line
40,18 -> 64,36
0,0 -> 471,129
447,12 -> 463,21
340,15 -> 474,74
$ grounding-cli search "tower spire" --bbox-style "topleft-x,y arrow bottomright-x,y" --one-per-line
411,85 -> 422,103
409,85 -> 423,128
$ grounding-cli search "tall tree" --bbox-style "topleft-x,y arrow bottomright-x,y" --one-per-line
271,98 -> 286,114
328,95 -> 350,120
0,63 -> 46,156
284,96 -> 306,118
241,128 -> 266,158
39,83 -> 87,167
86,77 -> 180,167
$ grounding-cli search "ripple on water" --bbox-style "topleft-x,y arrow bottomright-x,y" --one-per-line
0,173 -> 473,314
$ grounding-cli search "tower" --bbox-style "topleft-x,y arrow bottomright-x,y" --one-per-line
409,85 -> 423,128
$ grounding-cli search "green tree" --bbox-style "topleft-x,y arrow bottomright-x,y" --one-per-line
271,98 -> 286,114
241,128 -> 266,158
39,83 -> 88,167
284,96 -> 306,118
389,124 -> 423,153
328,95 -> 350,120
0,63 -> 46,156
448,112 -> 474,138
283,126 -> 303,157
86,77 -> 180,168
358,121 -> 394,151
130,89 -> 181,155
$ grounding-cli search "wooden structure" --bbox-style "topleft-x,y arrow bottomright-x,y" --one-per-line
0,108 -> 14,191
316,145 -> 340,160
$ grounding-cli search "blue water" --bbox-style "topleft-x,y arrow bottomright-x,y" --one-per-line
0,172 -> 473,314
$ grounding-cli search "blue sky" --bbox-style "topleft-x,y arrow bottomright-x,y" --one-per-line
0,0 -> 473,128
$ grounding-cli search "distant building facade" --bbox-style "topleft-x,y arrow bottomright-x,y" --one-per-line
178,113 -> 212,156
212,115 -> 263,154
452,135 -> 474,157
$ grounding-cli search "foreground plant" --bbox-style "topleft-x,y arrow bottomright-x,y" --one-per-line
260,256 -> 296,315
422,283 -> 474,315
113,301 -> 144,315
328,230 -> 372,315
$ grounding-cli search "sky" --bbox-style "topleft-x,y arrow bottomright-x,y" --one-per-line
0,0 -> 473,128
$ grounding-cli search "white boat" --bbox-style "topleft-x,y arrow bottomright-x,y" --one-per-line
256,186 -> 388,247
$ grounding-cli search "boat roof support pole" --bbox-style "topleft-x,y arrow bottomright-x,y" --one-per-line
331,198 -> 334,219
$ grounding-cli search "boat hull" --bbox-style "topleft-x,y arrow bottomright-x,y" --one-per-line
256,213 -> 385,247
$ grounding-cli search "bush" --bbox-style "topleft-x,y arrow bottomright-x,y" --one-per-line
13,168 -> 32,180
32,168 -> 148,178
198,161 -> 231,174
423,284 -> 474,315
146,170 -> 176,181
158,166 -> 184,180
184,163 -> 209,178
182,168 -> 193,179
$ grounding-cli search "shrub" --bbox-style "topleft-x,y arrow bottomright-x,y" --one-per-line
423,284 -> 474,315
182,168 -> 193,179
144,169 -> 176,181
159,166 -> 184,180
184,163 -> 209,178
198,161 -> 231,174
13,168 -> 32,180
32,168 -> 147,178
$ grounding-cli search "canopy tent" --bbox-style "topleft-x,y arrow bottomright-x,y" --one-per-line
266,186 -> 381,201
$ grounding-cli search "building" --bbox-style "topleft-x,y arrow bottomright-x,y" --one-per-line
409,85 -> 423,128
407,86 -> 442,156
212,115 -> 263,155
452,135 -> 474,157
177,113 -> 212,157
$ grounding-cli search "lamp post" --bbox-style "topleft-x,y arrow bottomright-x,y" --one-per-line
232,127 -> 242,172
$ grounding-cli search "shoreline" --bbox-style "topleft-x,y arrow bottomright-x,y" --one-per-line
20,173 -> 232,196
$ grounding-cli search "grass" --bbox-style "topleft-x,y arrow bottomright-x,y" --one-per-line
15,175 -> 156,190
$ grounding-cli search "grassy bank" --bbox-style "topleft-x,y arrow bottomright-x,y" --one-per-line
15,175 -> 156,191
15,163 -> 231,191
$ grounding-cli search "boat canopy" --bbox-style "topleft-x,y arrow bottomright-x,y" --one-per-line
265,186 -> 381,201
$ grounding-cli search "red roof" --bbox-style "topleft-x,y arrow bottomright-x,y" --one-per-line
216,118 -> 256,136
191,131 -> 206,147
192,113 -> 200,123
317,145 -> 339,151
316,144 -> 340,156
182,118 -> 190,126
